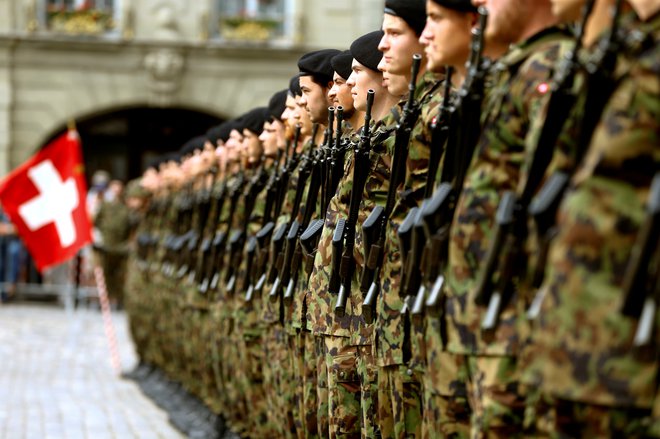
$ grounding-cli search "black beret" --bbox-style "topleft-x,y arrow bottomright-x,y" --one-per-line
163,151 -> 181,164
350,31 -> 385,72
206,122 -> 233,145
241,107 -> 269,135
180,135 -> 206,156
297,49 -> 342,83
384,0 -> 427,36
146,156 -> 163,170
430,0 -> 478,12
289,74 -> 302,97
331,50 -> 354,80
268,89 -> 288,121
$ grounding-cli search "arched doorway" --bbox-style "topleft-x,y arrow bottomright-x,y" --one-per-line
43,106 -> 224,183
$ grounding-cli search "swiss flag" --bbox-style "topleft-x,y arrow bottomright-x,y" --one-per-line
0,130 -> 92,271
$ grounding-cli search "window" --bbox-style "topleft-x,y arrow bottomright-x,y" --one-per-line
216,0 -> 295,44
44,0 -> 117,35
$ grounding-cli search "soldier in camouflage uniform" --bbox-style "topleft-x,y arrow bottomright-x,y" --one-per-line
257,80 -> 304,439
267,73 -> 316,438
124,172 -> 155,365
417,1 -> 481,436
519,0 -> 660,436
253,90 -> 292,437
440,0 -> 573,436
283,48 -> 341,439
95,179 -> 132,307
226,106 -> 280,438
373,1 -> 443,437
305,32 -> 402,438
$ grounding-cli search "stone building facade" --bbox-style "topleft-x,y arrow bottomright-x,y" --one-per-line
0,0 -> 383,177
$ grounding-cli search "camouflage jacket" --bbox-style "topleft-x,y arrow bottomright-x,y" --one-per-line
264,138 -> 315,333
305,115 -> 397,345
444,26 -> 573,356
234,161 -> 276,336
376,71 -> 444,367
96,199 -> 131,254
522,12 -> 660,408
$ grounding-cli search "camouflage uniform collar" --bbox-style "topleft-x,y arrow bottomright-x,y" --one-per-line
415,70 -> 442,102
620,9 -> 659,59
497,26 -> 571,69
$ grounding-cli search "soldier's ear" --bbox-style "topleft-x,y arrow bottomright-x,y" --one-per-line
468,11 -> 479,29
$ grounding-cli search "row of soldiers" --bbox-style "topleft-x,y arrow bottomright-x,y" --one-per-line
123,0 -> 660,437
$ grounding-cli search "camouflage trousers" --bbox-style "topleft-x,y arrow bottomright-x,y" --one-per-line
124,263 -> 149,362
527,393 -> 655,438
422,314 -> 471,438
217,309 -> 250,434
236,329 -> 281,438
263,323 -> 297,438
209,303 -> 227,413
377,363 -> 423,439
651,392 -> 660,437
317,335 -> 379,438
464,354 -> 527,439
291,329 -> 319,438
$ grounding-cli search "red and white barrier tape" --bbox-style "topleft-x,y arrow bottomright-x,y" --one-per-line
93,266 -> 122,374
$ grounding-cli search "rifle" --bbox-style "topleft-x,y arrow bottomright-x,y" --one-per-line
259,126 -> 302,293
196,167 -> 222,290
268,124 -> 318,302
406,68 -> 454,320
245,152 -> 282,302
298,108 -> 348,283
184,168 -> 215,284
527,0 -> 624,318
320,108 -> 335,221
361,56 -> 423,323
621,173 -> 660,350
334,90 -> 374,316
473,2 -> 596,332
328,106 -> 346,210
413,8 -> 490,317
209,168 -> 244,291
174,182 -> 195,278
225,163 -> 269,296
198,174 -> 227,293
283,142 -> 324,303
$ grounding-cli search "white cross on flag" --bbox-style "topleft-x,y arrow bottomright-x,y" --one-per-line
0,130 -> 92,271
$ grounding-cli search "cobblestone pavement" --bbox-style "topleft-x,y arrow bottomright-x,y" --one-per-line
0,302 -> 185,439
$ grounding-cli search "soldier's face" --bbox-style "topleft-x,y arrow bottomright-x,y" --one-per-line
294,95 -> 314,137
215,146 -> 226,170
259,120 -> 280,157
549,0 -> 584,22
347,60 -> 383,112
379,14 -> 426,76
421,1 -> 475,72
299,75 -> 332,124
328,72 -> 355,116
473,0 -> 530,46
281,94 -> 297,139
243,129 -> 263,164
225,129 -> 243,162
272,119 -> 287,151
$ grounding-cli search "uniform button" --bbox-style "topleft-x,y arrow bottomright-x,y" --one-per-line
406,369 -> 413,376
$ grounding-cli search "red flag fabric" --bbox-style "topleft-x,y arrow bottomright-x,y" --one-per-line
0,130 -> 92,271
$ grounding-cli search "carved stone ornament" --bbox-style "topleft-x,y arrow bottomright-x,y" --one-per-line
144,48 -> 185,107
